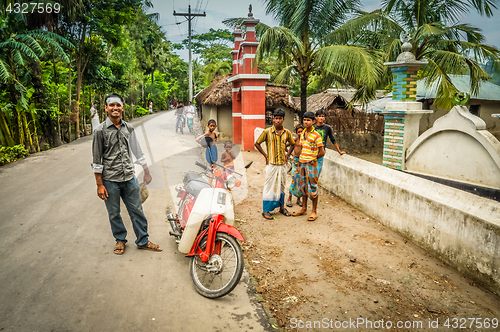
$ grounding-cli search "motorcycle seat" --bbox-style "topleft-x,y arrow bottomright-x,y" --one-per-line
183,172 -> 212,197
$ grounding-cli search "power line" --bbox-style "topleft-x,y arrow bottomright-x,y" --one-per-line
174,5 -> 206,102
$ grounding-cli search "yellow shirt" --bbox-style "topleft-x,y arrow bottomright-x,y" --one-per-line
256,126 -> 295,165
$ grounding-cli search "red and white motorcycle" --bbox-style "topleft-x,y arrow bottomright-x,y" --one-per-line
167,158 -> 252,298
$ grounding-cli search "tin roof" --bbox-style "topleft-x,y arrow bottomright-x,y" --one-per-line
417,75 -> 500,101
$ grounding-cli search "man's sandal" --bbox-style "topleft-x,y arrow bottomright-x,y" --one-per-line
279,208 -> 291,216
137,241 -> 162,252
262,212 -> 273,220
114,241 -> 126,255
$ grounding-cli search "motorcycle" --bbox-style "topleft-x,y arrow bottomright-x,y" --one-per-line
167,152 -> 253,298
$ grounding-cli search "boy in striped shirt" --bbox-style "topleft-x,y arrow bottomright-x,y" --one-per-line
292,111 -> 325,221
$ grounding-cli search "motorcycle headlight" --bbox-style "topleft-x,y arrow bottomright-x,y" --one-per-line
225,175 -> 237,189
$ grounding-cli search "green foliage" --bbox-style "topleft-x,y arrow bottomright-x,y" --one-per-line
0,144 -> 29,165
177,28 -> 234,64
135,106 -> 148,116
336,1 -> 500,109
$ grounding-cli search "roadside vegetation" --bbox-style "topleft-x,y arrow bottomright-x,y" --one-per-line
1,0 -> 499,162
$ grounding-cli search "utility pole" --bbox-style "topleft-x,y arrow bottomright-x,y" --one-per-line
174,5 -> 206,102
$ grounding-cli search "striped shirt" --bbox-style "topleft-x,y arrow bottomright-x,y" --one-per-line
299,127 -> 323,163
256,126 -> 295,165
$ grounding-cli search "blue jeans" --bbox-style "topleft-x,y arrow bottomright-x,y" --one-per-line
102,176 -> 149,246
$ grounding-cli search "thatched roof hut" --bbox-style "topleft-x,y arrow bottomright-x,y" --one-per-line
293,91 -> 348,113
195,74 -> 299,111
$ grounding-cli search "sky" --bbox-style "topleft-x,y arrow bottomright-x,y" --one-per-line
149,0 -> 500,61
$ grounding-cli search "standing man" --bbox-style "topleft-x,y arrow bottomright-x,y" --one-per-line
315,109 -> 345,174
90,102 -> 100,133
184,101 -> 196,134
92,93 -> 162,255
149,101 -> 153,114
292,112 -> 325,221
255,109 -> 295,220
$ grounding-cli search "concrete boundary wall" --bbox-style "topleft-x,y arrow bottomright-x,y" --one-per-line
319,150 -> 500,294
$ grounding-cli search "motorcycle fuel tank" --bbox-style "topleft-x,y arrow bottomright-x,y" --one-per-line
178,187 -> 234,254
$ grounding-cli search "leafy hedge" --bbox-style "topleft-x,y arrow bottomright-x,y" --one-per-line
0,145 -> 30,166
135,106 -> 149,116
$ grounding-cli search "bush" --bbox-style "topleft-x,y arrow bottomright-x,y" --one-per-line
135,106 -> 149,116
0,145 -> 30,166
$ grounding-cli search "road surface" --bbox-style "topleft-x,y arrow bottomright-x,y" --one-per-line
0,110 -> 270,331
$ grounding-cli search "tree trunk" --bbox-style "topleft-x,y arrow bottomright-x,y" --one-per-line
300,71 -> 308,121
22,112 -> 33,153
0,110 -> 15,147
82,81 -> 87,137
31,113 -> 40,152
17,109 -> 25,148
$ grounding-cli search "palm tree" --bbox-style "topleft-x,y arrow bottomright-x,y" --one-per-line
333,0 -> 500,108
225,0 -> 385,116
203,60 -> 232,85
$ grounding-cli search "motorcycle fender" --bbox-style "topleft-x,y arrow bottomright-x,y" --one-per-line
217,224 -> 245,242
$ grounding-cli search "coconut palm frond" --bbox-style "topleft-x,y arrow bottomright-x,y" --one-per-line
326,9 -> 401,46
414,22 -> 446,41
289,0 -> 357,37
447,23 -> 485,44
13,49 -> 26,68
274,64 -> 297,84
30,32 -> 71,63
0,40 -> 40,62
13,34 -> 45,58
222,17 -> 245,30
29,30 -> 75,49
0,58 -> 12,83
315,45 -> 384,89
468,0 -> 499,17
422,59 -> 458,110
256,26 -> 304,64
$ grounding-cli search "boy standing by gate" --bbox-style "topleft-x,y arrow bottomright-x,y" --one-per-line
292,111 -> 325,221
255,109 -> 295,220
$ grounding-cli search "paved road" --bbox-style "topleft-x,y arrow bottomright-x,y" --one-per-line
0,111 -> 269,332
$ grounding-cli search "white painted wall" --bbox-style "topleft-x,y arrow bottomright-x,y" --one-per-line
406,106 -> 500,189
319,149 -> 500,294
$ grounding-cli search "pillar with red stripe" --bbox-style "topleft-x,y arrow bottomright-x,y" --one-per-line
228,9 -> 269,150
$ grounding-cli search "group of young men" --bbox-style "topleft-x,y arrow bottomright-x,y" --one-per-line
92,93 -> 344,255
255,109 -> 345,222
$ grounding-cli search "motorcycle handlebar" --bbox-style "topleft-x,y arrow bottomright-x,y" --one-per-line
195,161 -> 210,171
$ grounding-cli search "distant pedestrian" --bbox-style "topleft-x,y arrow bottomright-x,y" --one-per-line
92,93 -> 162,255
255,109 -> 295,220
315,109 -> 345,174
90,102 -> 100,132
292,111 -> 325,221
184,101 -> 196,134
149,101 -> 153,114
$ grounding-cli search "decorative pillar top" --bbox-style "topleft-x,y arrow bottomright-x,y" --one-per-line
248,4 -> 253,18
384,32 -> 428,102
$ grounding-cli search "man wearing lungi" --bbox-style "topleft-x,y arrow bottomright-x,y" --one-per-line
255,109 -> 295,220
292,111 -> 325,221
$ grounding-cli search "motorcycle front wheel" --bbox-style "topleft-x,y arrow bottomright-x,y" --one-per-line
190,232 -> 244,298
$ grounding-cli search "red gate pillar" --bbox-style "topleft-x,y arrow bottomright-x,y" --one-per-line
228,8 -> 270,150
231,26 -> 243,144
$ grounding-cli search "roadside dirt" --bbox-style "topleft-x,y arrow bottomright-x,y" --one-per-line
235,150 -> 500,331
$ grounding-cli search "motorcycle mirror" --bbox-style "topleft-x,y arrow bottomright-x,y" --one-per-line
244,161 -> 253,169
200,136 -> 213,149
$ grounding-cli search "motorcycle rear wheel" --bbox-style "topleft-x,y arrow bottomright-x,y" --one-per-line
190,232 -> 244,298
